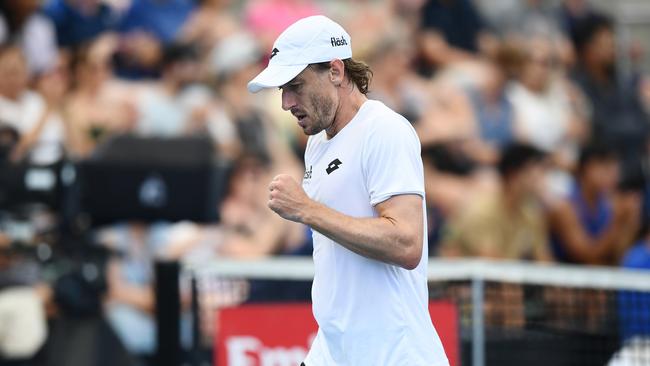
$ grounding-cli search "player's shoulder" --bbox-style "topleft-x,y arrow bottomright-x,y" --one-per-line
362,100 -> 419,141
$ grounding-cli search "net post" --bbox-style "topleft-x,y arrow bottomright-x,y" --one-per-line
189,271 -> 201,365
472,277 -> 485,366
155,260 -> 181,366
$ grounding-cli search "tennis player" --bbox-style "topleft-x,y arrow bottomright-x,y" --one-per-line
248,15 -> 449,366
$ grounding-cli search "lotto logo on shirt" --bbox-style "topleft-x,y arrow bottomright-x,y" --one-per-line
326,159 -> 342,175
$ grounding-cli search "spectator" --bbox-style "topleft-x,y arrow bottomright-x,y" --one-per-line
324,0 -> 400,60
42,0 -> 122,48
417,0 -> 495,75
210,32 -> 301,168
477,0 -> 559,37
366,31 -> 429,124
507,37 -> 587,161
100,222 -> 191,363
440,143 -> 551,329
218,153 -> 307,259
506,36 -> 588,200
115,0 -> 197,78
65,36 -> 136,157
13,51 -> 71,164
479,0 -> 575,64
465,59 -> 515,165
208,32 -> 264,159
549,142 -> 641,265
119,0 -> 195,43
0,0 -> 58,74
611,224 -> 650,366
0,43 -> 68,164
440,143 -> 552,261
558,0 -> 599,42
572,13 -> 650,190
421,143 -> 495,253
415,61 -> 500,228
618,225 -> 650,338
179,0 -> 239,55
414,64 -> 477,147
134,42 -> 207,137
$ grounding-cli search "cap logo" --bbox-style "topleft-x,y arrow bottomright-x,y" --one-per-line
270,48 -> 279,59
330,36 -> 347,47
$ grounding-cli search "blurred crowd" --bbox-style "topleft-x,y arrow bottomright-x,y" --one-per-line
2,0 -> 650,364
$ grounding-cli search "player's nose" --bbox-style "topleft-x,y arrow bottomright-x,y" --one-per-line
281,89 -> 296,111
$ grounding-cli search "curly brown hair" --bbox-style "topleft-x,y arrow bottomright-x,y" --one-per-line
310,58 -> 373,95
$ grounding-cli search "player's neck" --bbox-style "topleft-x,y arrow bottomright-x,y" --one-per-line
325,87 -> 368,139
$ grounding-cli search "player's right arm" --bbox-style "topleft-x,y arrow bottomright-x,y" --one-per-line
268,174 -> 424,270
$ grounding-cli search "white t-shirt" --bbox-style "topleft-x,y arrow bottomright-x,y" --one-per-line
507,80 -> 571,152
302,100 -> 448,366
0,91 -> 65,164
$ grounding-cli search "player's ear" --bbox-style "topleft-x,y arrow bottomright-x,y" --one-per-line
329,59 -> 345,86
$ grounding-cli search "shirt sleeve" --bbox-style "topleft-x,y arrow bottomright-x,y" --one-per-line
362,117 -> 425,206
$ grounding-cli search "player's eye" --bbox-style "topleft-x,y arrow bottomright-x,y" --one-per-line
279,82 -> 302,94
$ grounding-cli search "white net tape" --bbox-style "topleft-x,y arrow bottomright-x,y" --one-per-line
183,257 -> 650,291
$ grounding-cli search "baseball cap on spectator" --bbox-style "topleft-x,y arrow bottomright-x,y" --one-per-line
247,15 -> 352,93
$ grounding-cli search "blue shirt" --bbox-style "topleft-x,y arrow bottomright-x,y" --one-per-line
618,242 -> 650,340
43,0 -> 120,47
420,0 -> 485,52
468,90 -> 514,148
118,0 -> 195,43
551,183 -> 613,263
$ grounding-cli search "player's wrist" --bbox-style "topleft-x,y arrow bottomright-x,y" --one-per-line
299,199 -> 319,226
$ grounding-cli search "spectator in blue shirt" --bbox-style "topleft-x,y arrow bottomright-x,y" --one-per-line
118,0 -> 195,44
618,230 -> 650,341
613,225 -> 650,365
417,0 -> 496,76
115,0 -> 196,79
549,142 -> 641,265
42,0 -> 121,48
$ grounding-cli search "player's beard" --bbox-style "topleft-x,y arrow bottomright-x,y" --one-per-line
301,92 -> 336,136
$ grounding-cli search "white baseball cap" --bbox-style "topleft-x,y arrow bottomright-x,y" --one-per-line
247,15 -> 352,93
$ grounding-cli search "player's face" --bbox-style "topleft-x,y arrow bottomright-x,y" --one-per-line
280,66 -> 337,136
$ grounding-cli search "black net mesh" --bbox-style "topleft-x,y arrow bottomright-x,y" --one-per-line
430,280 -> 650,366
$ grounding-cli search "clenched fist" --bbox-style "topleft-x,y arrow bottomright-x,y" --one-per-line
268,174 -> 313,223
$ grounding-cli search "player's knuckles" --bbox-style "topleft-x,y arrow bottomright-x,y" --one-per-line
278,174 -> 293,184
